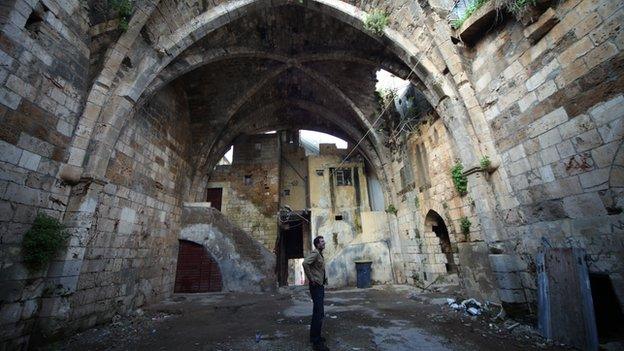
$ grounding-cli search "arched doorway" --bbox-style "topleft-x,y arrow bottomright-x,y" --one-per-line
425,210 -> 457,273
174,240 -> 223,293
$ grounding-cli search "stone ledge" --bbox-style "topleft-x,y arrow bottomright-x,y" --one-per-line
455,1 -> 505,46
523,8 -> 558,44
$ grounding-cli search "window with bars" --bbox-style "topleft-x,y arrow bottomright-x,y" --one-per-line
333,168 -> 353,186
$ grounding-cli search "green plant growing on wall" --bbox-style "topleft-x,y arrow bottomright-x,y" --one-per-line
460,216 -> 471,235
385,204 -> 398,215
480,155 -> 491,169
451,0 -> 489,29
414,196 -> 420,209
450,161 -> 468,196
364,9 -> 390,35
110,0 -> 134,31
22,213 -> 70,272
504,0 -> 539,18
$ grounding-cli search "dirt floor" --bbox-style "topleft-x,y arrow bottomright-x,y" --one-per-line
46,285 -> 574,351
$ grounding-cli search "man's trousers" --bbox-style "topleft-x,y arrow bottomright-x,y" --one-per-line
309,284 -> 325,344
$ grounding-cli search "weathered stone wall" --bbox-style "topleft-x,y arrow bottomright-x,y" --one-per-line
280,135 -> 308,211
0,1 -> 90,347
308,148 -> 377,286
62,86 -> 193,334
385,111 -> 500,299
462,0 -> 624,310
391,115 -> 460,278
1,0 -> 623,347
209,134 -> 280,251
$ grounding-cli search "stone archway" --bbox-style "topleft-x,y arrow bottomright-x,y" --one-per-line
64,0 -> 488,190
64,0 -> 502,272
40,0 -> 505,337
425,210 -> 457,274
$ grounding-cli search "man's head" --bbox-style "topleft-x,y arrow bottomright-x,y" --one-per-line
313,236 -> 325,251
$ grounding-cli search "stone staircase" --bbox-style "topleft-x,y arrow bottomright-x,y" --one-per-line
180,204 -> 277,292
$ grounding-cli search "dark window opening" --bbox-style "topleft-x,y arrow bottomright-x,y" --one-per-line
335,215 -> 343,220
122,56 -> 133,68
25,3 -> 48,35
315,169 -> 324,176
334,168 -> 352,186
244,175 -> 252,185
590,273 -> 624,342
283,189 -> 290,196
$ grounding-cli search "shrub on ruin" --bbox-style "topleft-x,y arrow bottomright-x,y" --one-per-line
385,204 -> 398,215
364,9 -> 389,35
450,161 -> 468,196
498,0 -> 539,18
460,216 -> 471,235
22,213 -> 70,272
480,155 -> 491,169
111,0 -> 134,31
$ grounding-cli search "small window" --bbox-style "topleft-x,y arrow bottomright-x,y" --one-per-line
335,215 -> 343,220
244,175 -> 252,185
283,189 -> 290,196
316,169 -> 324,176
25,3 -> 48,35
254,143 -> 262,150
335,168 -> 352,186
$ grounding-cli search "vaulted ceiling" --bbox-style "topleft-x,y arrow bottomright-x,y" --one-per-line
156,4 -> 412,173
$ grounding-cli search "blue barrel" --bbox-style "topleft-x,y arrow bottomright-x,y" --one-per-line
355,260 -> 373,288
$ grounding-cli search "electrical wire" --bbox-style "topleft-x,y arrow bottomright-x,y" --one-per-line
330,39 -> 436,174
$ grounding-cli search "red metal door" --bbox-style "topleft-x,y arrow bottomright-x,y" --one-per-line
174,240 -> 222,293
206,188 -> 223,211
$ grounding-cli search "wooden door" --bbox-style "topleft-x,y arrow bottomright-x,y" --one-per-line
174,240 -> 222,293
206,188 -> 223,211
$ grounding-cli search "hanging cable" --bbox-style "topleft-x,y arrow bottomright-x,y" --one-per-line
330,39 -> 436,174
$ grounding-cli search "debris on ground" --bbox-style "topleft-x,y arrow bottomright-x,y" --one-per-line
56,286 -> 571,351
445,297 -> 483,316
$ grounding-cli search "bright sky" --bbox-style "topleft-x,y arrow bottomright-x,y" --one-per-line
375,69 -> 410,94
224,145 -> 233,162
300,130 -> 348,149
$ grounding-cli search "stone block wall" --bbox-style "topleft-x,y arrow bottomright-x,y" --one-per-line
65,86 -> 192,333
280,140 -> 308,211
0,1 -> 90,347
389,115 -> 487,290
209,134 -> 281,251
466,0 -> 624,309
1,0 -> 623,347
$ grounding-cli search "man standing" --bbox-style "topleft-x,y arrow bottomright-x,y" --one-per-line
303,236 -> 329,351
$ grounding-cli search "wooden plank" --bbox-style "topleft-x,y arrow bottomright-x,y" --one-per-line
537,248 -> 598,350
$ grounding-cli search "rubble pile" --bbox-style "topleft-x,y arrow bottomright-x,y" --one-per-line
446,297 -> 486,316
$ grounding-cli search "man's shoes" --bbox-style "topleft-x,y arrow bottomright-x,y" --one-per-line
312,342 -> 329,351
